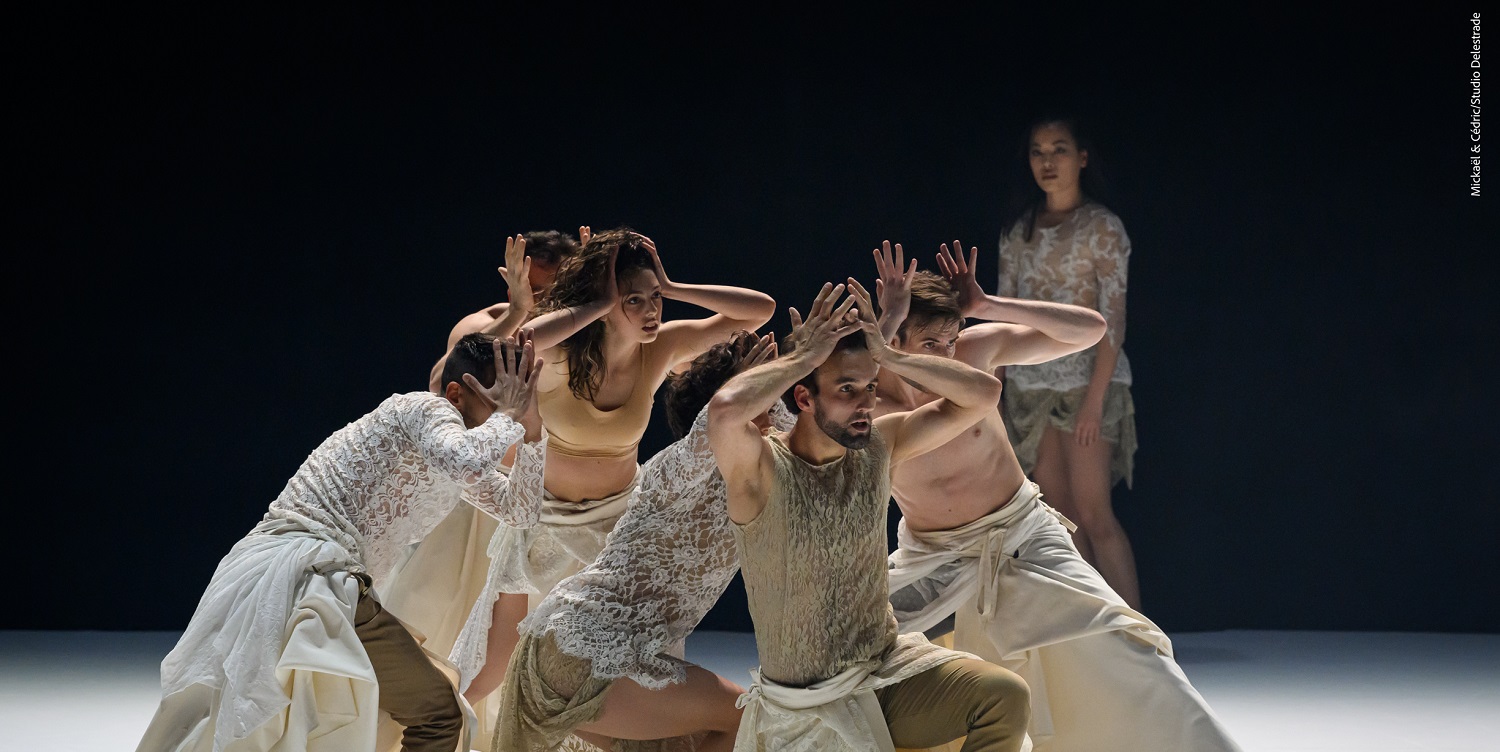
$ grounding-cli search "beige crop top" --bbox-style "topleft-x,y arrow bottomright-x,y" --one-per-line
536,343 -> 657,460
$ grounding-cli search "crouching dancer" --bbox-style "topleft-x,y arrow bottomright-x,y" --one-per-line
472,331 -> 790,752
880,243 -> 1241,752
138,332 -> 547,752
708,280 -> 1030,752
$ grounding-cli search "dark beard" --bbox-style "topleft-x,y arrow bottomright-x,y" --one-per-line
816,412 -> 871,450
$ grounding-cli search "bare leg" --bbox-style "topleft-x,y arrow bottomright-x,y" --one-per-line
1061,432 -> 1140,609
580,664 -> 744,752
463,592 -> 530,704
1032,425 -> 1091,562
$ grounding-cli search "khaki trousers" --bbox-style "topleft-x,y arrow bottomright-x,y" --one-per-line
354,579 -> 465,752
876,658 -> 1030,752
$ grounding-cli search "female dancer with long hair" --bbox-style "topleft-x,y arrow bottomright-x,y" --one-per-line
998,117 -> 1141,608
463,228 -> 776,727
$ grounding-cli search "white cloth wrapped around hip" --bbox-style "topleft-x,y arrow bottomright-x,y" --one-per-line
733,633 -> 974,752
140,520 -> 378,752
450,478 -> 635,693
888,480 -> 1240,752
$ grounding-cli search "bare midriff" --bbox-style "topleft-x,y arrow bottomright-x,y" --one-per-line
535,344 -> 656,503
542,450 -> 640,503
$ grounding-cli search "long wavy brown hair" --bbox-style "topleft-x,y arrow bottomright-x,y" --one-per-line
537,227 -> 656,400
662,330 -> 758,439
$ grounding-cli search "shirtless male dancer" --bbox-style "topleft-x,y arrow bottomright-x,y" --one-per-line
877,242 -> 1241,752
709,279 -> 1030,752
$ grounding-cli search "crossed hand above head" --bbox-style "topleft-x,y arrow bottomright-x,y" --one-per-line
785,282 -> 861,362
463,328 -> 543,420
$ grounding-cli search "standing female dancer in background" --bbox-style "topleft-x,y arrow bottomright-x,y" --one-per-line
997,116 -> 1141,608
468,227 -> 776,729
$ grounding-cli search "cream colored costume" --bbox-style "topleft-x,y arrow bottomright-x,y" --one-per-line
733,429 -> 1028,752
379,348 -> 660,748
482,403 -> 795,751
889,480 -> 1241,751
137,393 -> 546,752
998,202 -> 1136,487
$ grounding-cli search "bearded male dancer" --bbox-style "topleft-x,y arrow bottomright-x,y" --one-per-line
709,279 -> 1030,752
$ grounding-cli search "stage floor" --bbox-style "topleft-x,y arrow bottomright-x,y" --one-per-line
5,629 -> 1496,751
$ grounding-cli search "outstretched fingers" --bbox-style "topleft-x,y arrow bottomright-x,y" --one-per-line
807,282 -> 836,321
829,289 -> 858,324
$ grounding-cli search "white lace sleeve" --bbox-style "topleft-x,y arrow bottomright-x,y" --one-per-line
404,400 -> 524,487
465,429 -> 547,528
1087,213 -> 1130,349
769,400 -> 797,432
517,404 -> 742,688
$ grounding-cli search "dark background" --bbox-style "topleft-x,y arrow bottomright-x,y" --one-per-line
14,7 -> 1495,634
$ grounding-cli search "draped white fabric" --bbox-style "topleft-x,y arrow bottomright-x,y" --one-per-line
889,481 -> 1241,752
137,393 -> 543,752
733,633 -> 970,752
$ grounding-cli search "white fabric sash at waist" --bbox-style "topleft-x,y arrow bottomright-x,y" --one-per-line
732,633 -> 970,752
737,662 -> 894,752
888,480 -> 1074,634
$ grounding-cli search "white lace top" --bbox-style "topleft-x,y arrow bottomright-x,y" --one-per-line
263,392 -> 547,581
518,403 -> 797,689
998,201 -> 1133,391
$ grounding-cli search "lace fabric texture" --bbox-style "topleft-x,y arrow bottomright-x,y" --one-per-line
998,202 -> 1133,392
264,392 -> 542,583
148,393 -> 543,752
511,403 -> 798,689
735,425 -> 898,689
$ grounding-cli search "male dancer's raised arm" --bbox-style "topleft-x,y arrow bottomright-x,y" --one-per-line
428,234 -> 541,392
846,278 -> 1004,466
709,282 -> 858,524
936,241 -> 1106,369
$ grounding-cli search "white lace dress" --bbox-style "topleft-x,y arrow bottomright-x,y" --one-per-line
455,403 -> 795,694
998,202 -> 1139,486
138,392 -> 546,752
998,201 -> 1132,392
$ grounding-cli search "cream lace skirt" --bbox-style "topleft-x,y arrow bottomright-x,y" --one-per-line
495,633 -> 702,752
1003,382 -> 1137,489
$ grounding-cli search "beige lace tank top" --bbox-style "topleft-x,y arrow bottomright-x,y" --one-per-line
733,429 -> 898,687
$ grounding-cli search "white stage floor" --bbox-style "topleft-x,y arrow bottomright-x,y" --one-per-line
4,629 -> 1496,751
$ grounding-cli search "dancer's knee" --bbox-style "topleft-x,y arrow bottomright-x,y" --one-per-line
402,692 -> 464,752
967,663 -> 1031,730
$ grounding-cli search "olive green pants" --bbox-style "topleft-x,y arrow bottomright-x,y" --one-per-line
353,583 -> 465,752
876,658 -> 1031,752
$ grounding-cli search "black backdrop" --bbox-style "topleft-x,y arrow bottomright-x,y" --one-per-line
14,7 -> 1496,634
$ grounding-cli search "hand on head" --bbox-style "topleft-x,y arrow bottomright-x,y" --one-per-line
463,328 -> 543,420
785,282 -> 860,362
873,240 -> 916,324
497,234 -> 535,312
733,333 -> 778,375
640,235 -> 674,293
843,278 -> 892,357
600,245 -> 621,305
935,239 -> 983,314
